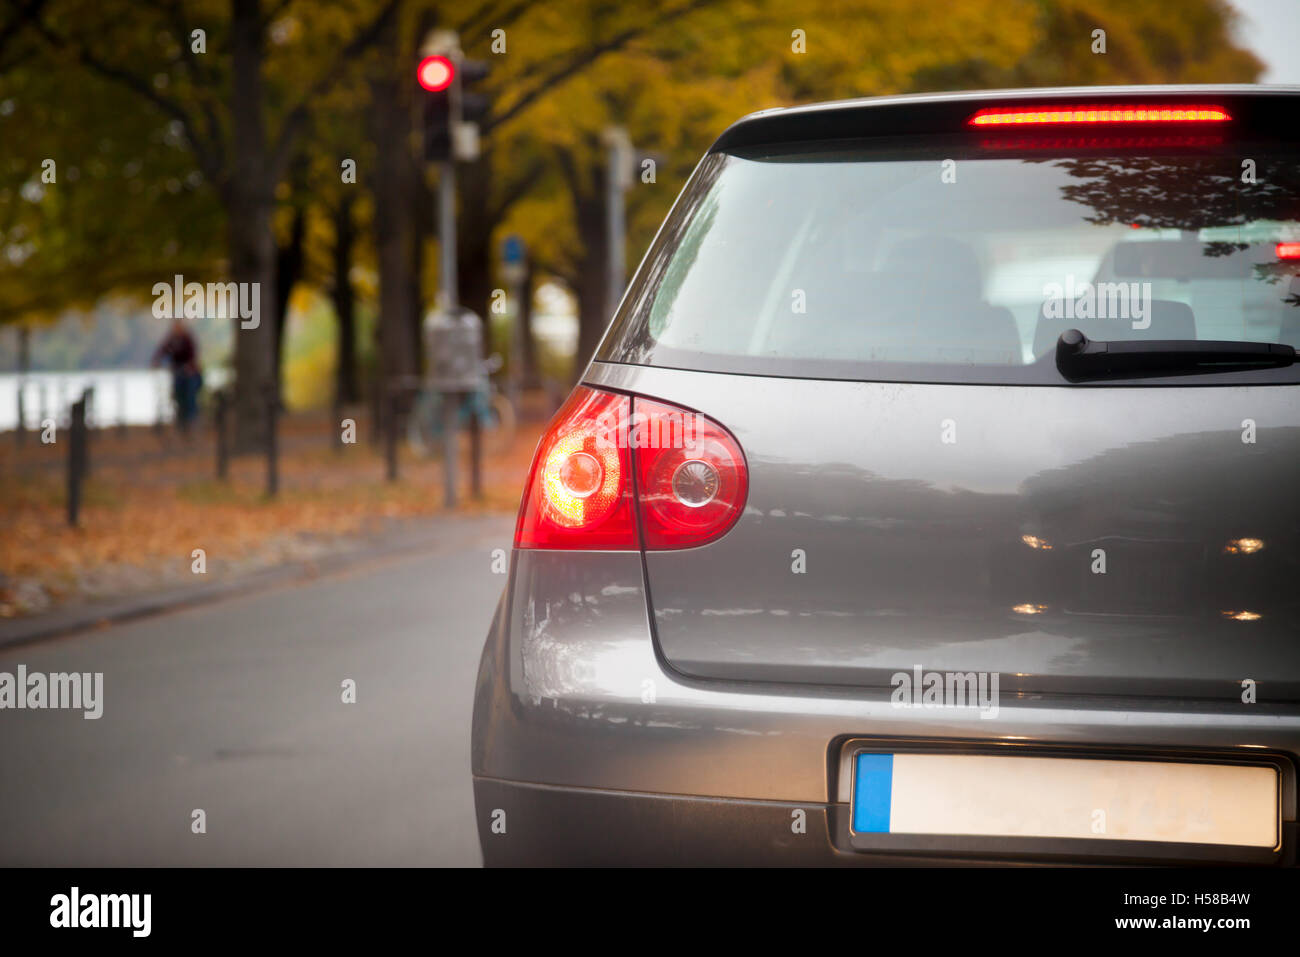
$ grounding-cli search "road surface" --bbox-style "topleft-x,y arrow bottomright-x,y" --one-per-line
0,515 -> 514,866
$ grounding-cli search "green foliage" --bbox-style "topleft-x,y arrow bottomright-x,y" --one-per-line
0,47 -> 223,324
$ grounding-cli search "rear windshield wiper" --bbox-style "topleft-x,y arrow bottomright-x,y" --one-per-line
1055,329 -> 1296,381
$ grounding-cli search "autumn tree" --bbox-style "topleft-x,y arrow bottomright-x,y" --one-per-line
24,0 -> 399,448
504,0 -> 1263,372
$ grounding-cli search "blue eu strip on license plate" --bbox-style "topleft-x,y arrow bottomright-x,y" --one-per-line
852,752 -> 893,833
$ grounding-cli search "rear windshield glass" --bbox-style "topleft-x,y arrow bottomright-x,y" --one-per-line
597,138 -> 1300,384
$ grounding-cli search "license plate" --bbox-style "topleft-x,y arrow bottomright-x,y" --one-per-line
852,752 -> 1278,847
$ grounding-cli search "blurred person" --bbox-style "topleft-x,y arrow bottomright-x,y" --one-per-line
152,319 -> 203,433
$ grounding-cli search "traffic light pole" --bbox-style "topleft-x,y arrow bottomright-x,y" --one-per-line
438,158 -> 460,508
438,160 -> 457,310
508,273 -> 524,406
606,139 -> 626,318
501,235 -> 527,407
602,127 -> 632,319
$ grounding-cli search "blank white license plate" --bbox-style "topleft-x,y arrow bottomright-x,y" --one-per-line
852,753 -> 1278,848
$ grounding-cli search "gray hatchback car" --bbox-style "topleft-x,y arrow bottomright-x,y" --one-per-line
472,85 -> 1300,865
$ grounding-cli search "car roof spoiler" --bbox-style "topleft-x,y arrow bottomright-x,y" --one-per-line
709,85 -> 1300,154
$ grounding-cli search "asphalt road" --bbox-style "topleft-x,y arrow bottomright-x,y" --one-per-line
0,514 -> 514,866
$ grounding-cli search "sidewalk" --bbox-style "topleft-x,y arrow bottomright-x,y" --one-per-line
0,512 -> 512,649
0,400 -> 547,642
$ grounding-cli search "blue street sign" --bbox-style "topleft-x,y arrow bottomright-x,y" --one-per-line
502,234 -> 525,265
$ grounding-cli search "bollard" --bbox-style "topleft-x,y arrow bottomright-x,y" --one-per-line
118,375 -> 128,440
265,385 -> 279,498
15,379 -> 25,446
441,392 -> 460,508
385,384 -> 400,482
154,374 -> 165,437
469,401 -> 483,501
67,395 -> 86,527
15,327 -> 29,446
214,390 -> 229,480
80,387 -> 94,479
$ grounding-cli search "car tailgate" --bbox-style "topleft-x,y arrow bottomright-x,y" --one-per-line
590,362 -> 1300,701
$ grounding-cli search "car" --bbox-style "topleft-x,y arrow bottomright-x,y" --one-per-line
471,85 -> 1300,865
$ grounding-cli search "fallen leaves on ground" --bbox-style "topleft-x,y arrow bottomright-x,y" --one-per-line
0,404 -> 546,617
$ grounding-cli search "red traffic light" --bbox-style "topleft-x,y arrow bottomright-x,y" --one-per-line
417,55 -> 455,92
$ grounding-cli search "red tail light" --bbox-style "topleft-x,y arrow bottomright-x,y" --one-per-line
1277,242 -> 1300,260
633,397 -> 748,549
514,387 -> 748,551
514,387 -> 637,549
969,105 -> 1231,127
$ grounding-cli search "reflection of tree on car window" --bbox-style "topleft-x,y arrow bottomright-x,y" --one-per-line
1037,155 -> 1297,241
1033,153 -> 1300,301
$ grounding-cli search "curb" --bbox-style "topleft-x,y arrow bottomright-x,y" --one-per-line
0,513 -> 513,651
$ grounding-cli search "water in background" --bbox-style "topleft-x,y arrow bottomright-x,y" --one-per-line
0,368 -> 230,431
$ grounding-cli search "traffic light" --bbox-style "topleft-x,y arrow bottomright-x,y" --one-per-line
454,58 -> 490,161
458,58 -> 490,126
419,54 -> 456,162
417,49 -> 491,163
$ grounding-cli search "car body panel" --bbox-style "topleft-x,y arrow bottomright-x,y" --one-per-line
470,547 -> 1299,862
471,549 -> 1300,803
585,361 -> 1300,701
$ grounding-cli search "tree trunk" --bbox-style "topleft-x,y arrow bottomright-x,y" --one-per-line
331,195 -> 359,406
273,203 -> 306,377
226,192 -> 277,450
457,150 -> 494,326
556,143 -> 612,383
226,198 -> 278,448
572,170 -> 610,381
367,14 -> 418,436
227,0 -> 277,451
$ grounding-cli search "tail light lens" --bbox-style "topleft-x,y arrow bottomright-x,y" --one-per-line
514,387 -> 748,551
632,397 -> 747,549
514,387 -> 637,549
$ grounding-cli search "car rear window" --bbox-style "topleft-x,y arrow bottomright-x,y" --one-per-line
597,137 -> 1300,384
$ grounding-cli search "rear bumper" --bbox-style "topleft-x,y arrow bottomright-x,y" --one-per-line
473,776 -> 1300,867
473,777 -> 840,866
471,550 -> 1300,866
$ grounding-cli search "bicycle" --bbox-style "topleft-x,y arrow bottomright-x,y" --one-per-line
406,354 -> 517,458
